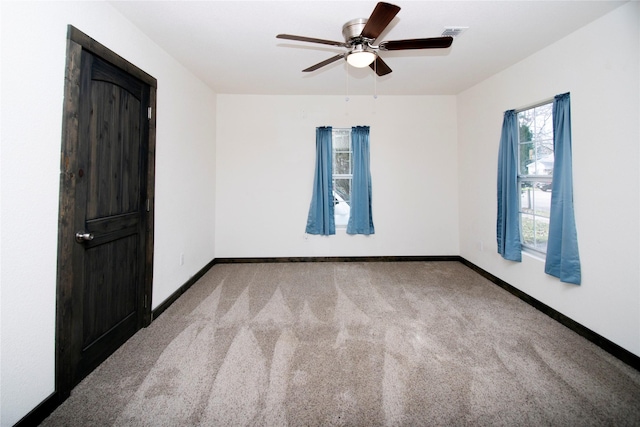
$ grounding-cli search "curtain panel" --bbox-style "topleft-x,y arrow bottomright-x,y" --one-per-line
305,127 -> 335,235
496,110 -> 522,261
545,93 -> 581,284
347,126 -> 375,235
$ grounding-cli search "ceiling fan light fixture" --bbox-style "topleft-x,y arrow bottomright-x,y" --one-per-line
347,45 -> 376,68
278,2 -> 454,76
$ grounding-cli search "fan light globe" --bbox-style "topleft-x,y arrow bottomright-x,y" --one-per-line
347,51 -> 376,68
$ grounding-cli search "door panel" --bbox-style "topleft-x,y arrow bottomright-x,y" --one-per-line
87,79 -> 142,219
82,234 -> 138,348
57,26 -> 156,396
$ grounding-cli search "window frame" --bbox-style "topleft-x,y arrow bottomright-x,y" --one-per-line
331,128 -> 352,228
516,100 -> 554,256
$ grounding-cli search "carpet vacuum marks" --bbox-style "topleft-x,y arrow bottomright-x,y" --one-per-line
42,262 -> 640,426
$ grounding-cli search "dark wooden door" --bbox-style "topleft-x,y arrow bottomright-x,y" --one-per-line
57,27 -> 156,395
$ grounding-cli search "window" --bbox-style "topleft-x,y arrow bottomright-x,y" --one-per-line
332,128 -> 352,227
306,125 -> 373,236
517,102 -> 554,254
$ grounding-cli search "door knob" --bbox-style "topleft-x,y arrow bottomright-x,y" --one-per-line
75,232 -> 94,243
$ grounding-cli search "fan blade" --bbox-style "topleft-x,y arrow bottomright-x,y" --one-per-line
361,2 -> 401,40
379,36 -> 453,51
303,54 -> 345,72
277,34 -> 348,47
369,56 -> 392,76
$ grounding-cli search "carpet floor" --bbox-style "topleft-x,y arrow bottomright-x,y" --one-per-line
41,261 -> 640,426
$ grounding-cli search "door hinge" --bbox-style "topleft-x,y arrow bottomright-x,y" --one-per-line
144,294 -> 148,308
147,107 -> 152,120
146,199 -> 150,212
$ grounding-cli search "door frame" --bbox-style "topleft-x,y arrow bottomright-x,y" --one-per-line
55,25 -> 157,398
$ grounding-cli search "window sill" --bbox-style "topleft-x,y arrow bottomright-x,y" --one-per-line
522,248 -> 546,262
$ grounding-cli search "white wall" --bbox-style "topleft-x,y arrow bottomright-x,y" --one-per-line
458,2 -> 640,356
215,94 -> 459,258
0,1 -> 216,425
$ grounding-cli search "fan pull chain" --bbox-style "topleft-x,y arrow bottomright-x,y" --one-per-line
373,59 -> 378,99
345,64 -> 349,103
372,59 -> 378,114
345,64 -> 350,115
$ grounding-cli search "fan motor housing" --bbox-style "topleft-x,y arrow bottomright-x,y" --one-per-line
342,18 -> 368,42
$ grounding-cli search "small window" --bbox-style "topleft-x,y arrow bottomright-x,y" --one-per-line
517,102 -> 554,254
332,129 -> 352,227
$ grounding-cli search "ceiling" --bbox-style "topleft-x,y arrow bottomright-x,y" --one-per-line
108,1 -> 626,96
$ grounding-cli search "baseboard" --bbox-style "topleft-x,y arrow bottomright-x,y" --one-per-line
13,391 -> 62,427
213,255 -> 461,264
151,258 -> 217,320
458,257 -> 640,372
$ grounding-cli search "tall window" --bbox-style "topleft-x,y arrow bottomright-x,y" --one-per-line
517,102 -> 554,254
332,128 -> 352,227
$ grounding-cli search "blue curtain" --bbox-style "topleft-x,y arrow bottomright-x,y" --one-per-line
306,127 -> 335,235
496,110 -> 522,261
347,126 -> 375,235
545,93 -> 581,284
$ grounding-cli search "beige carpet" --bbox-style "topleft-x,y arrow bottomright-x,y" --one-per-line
42,262 -> 640,426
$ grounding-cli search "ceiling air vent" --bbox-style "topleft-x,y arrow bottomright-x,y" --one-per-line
441,27 -> 468,38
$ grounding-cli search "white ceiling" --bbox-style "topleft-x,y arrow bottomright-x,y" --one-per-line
108,0 -> 626,95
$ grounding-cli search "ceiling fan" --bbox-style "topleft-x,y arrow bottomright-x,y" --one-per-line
276,2 -> 453,76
